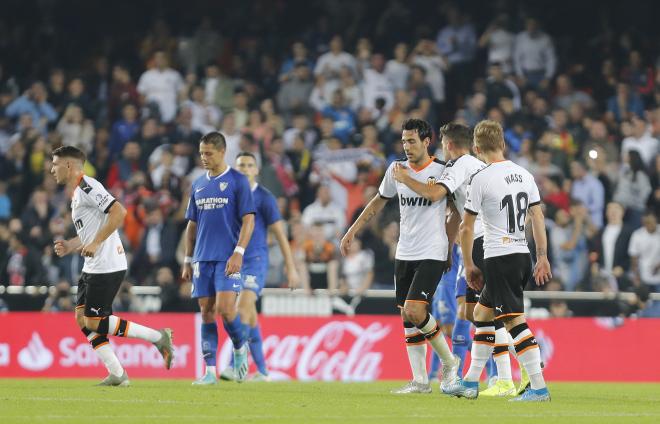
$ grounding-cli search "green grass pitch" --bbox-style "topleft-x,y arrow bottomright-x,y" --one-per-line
1,380 -> 659,424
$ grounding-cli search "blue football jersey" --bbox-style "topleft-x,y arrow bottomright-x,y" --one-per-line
185,168 -> 256,262
245,184 -> 282,259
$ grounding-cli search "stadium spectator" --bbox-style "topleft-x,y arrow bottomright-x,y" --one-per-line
301,184 -> 345,241
313,35 -> 357,85
593,202 -> 635,282
550,205 -> 590,290
384,42 -> 410,92
613,150 -> 652,227
301,223 -> 339,294
628,210 -> 660,291
276,62 -> 314,120
606,82 -> 644,123
513,18 -> 556,90
620,116 -> 659,167
137,51 -> 184,123
436,5 -> 477,107
5,82 -> 57,133
570,160 -> 606,229
108,64 -> 140,123
478,15 -> 515,74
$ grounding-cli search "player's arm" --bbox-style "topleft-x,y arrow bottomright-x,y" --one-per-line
81,202 -> 127,257
54,235 -> 82,257
459,211 -> 482,291
392,162 -> 448,202
446,200 -> 461,248
528,204 -> 552,286
269,220 -> 301,289
340,193 -> 388,256
226,213 -> 255,276
181,220 -> 197,281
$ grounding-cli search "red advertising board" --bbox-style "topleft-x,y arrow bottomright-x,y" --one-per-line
0,313 -> 658,381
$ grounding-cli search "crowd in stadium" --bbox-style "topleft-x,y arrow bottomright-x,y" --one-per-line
0,1 -> 658,314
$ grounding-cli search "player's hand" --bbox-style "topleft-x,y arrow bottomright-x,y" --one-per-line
181,263 -> 193,282
533,256 -> 552,286
465,264 -> 484,291
225,252 -> 243,276
54,239 -> 72,257
285,263 -> 301,290
392,162 -> 411,184
80,240 -> 101,258
340,232 -> 354,257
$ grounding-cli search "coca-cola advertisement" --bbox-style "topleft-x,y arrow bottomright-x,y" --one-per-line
1,313 -> 659,381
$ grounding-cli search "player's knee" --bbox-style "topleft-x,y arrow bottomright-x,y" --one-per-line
215,304 -> 236,322
403,303 -> 426,325
75,314 -> 85,329
83,316 -> 99,331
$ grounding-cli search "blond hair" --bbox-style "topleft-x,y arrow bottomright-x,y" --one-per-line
473,120 -> 505,153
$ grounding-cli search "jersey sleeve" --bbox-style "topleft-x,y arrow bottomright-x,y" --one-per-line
83,177 -> 116,214
184,192 -> 198,222
378,163 -> 397,199
464,175 -> 482,216
437,161 -> 464,194
262,191 -> 282,226
236,175 -> 256,218
528,177 -> 542,207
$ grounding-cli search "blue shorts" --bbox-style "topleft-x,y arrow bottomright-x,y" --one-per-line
455,274 -> 467,298
241,255 -> 268,297
191,261 -> 242,298
433,246 -> 459,325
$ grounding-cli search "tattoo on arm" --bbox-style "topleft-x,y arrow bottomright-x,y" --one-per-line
536,248 -> 547,257
361,210 -> 376,226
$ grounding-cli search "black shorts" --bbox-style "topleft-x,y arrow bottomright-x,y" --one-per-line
76,270 -> 125,318
479,253 -> 532,320
394,259 -> 448,308
466,236 -> 484,304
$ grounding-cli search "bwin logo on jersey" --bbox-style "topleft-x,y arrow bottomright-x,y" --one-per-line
400,195 -> 432,207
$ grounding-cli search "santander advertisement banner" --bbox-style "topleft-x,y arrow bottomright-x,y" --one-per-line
0,313 -> 658,381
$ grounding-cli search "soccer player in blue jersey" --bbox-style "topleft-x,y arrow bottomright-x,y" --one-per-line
218,152 -> 301,381
182,132 -> 256,385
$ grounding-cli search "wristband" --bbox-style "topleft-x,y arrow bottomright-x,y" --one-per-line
234,246 -> 245,256
184,256 -> 193,264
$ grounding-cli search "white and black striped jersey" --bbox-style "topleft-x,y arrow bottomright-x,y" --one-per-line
379,158 -> 449,261
71,175 -> 127,273
464,160 -> 541,259
437,154 -> 486,239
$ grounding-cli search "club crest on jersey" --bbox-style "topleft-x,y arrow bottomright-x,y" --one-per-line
219,182 -> 228,191
427,176 -> 437,186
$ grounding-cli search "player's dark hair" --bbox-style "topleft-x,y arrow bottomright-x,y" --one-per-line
439,122 -> 472,149
200,131 -> 226,150
236,151 -> 256,161
402,118 -> 433,142
52,145 -> 86,163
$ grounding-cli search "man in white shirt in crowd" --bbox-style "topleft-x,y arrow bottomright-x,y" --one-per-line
137,51 -> 185,123
621,116 -> 659,167
629,211 -> 660,291
301,184 -> 346,242
513,18 -> 556,90
314,35 -> 357,84
362,53 -> 394,116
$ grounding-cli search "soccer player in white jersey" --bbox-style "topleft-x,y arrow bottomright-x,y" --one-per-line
341,118 -> 460,394
51,146 -> 174,387
443,120 -> 552,401
393,122 -> 522,395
